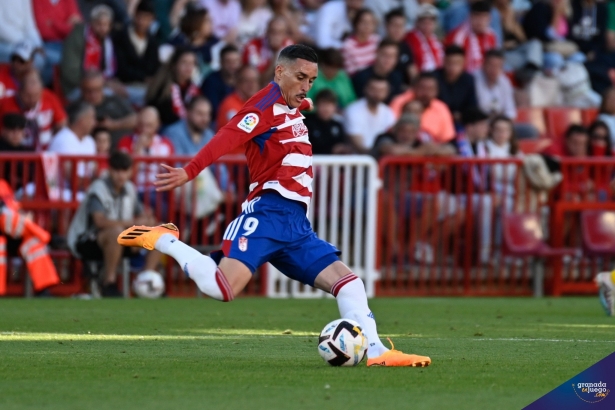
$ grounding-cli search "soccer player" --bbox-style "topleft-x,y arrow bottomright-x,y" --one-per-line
117,45 -> 431,367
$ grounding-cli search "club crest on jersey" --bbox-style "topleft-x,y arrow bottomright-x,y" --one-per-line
237,113 -> 259,133
239,237 -> 248,252
292,122 -> 308,138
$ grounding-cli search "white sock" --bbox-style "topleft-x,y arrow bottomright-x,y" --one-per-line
154,234 -> 233,301
332,274 -> 388,358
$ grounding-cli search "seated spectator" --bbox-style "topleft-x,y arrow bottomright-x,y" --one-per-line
315,0 -> 365,49
405,4 -> 444,73
145,48 -> 200,127
304,90 -> 353,155
80,70 -> 138,147
307,48 -> 356,109
169,3 -> 219,79
487,115 -> 520,199
0,114 -> 33,187
344,75 -> 396,153
200,0 -> 241,42
243,16 -> 293,85
201,45 -> 241,121
598,87 -> 615,145
372,113 -> 455,159
587,121 -> 613,157
474,49 -> 516,120
68,151 -> 160,297
342,8 -> 380,76
544,124 -> 590,158
400,99 -> 435,141
118,107 -> 174,186
92,126 -> 111,156
77,0 -> 131,27
434,45 -> 478,126
568,0 -> 607,59
0,1 -> 46,82
237,0 -> 273,47
0,70 -> 67,150
446,1 -> 497,73
383,8 -> 414,86
353,39 -> 403,103
216,66 -> 260,130
270,0 -> 312,44
164,97 -> 214,155
33,0 -> 83,84
113,0 -> 161,107
61,5 -> 122,100
442,0 -> 502,46
0,42 -> 38,99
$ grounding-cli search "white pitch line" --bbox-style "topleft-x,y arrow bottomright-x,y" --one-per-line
471,338 -> 615,343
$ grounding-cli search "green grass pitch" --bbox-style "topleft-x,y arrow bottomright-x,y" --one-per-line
0,297 -> 613,410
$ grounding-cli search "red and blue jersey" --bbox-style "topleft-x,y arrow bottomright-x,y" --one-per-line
184,82 -> 314,209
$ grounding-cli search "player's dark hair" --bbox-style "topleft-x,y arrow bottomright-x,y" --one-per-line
2,113 -> 26,130
278,44 -> 318,64
565,124 -> 588,140
484,49 -> 504,60
108,151 -> 133,170
186,95 -> 210,112
220,44 -> 239,59
470,0 -> 491,14
352,9 -> 375,31
314,89 -> 338,105
384,8 -> 405,24
444,44 -> 465,57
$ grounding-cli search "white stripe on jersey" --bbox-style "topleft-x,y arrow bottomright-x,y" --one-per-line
273,103 -> 298,116
276,116 -> 305,130
292,172 -> 313,192
282,153 -> 312,168
279,135 -> 311,145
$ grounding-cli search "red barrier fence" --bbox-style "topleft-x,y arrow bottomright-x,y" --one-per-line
0,154 -> 613,297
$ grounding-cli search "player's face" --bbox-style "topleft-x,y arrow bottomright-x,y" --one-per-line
276,58 -> 318,108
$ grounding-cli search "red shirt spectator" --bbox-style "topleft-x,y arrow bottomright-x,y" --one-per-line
405,4 -> 444,72
0,70 -> 67,150
445,1 -> 497,73
0,42 -> 39,99
243,17 -> 293,74
341,9 -> 380,76
33,0 -> 82,42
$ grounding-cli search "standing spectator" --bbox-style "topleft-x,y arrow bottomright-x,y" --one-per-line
588,121 -> 613,157
61,5 -> 122,100
145,48 -> 200,127
200,0 -> 242,42
473,49 -> 516,120
216,66 -> 260,130
353,39 -> 403,102
113,0 -> 161,107
434,45 -> 478,126
0,70 -> 67,150
383,8 -> 414,86
243,17 -> 294,85
405,4 -> 444,73
341,9 -> 380,76
0,43 -> 38,100
598,87 -> 615,146
201,45 -> 242,120
304,90 -> 353,155
307,48 -> 356,109
164,97 -> 215,155
80,70 -> 137,146
169,4 -> 220,79
33,0 -> 83,84
315,0 -> 365,49
344,76 -> 396,153
67,151 -> 160,297
446,1 -> 498,73
0,1 -> 45,80
237,0 -> 274,47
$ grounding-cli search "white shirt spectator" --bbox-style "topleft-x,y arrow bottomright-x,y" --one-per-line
49,127 -> 96,177
0,1 -> 42,46
314,0 -> 352,49
200,0 -> 242,40
474,70 -> 516,120
344,98 -> 396,149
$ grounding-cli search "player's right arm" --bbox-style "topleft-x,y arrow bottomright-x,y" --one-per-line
154,107 -> 269,192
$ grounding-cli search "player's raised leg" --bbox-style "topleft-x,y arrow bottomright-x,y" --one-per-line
117,223 -> 249,301
314,261 -> 431,367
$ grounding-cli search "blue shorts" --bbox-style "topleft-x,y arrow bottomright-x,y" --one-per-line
211,192 -> 341,286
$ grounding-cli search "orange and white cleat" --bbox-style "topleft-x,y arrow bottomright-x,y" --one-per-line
117,223 -> 179,250
366,338 -> 431,367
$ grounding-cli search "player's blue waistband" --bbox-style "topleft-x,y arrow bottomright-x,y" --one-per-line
252,191 -> 308,214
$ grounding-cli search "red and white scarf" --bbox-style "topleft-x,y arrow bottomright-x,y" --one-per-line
409,30 -> 443,72
171,82 -> 200,118
450,23 -> 496,73
83,25 -> 116,78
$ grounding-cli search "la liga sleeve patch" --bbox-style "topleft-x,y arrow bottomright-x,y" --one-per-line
237,113 -> 260,133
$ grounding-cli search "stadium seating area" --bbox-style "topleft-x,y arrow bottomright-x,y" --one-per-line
0,0 -> 614,297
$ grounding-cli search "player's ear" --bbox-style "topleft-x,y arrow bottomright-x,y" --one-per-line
274,64 -> 283,81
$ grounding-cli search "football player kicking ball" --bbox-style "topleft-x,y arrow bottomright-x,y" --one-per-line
118,45 -> 431,367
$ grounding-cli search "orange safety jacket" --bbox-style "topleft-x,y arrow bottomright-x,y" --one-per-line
0,180 -> 59,294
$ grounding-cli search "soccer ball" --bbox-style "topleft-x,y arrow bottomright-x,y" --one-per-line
133,270 -> 165,299
317,319 -> 368,366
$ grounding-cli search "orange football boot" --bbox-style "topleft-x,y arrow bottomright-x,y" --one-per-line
117,223 -> 179,250
366,338 -> 431,367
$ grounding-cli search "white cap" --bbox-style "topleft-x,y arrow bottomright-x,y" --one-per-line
417,4 -> 439,19
12,42 -> 36,61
